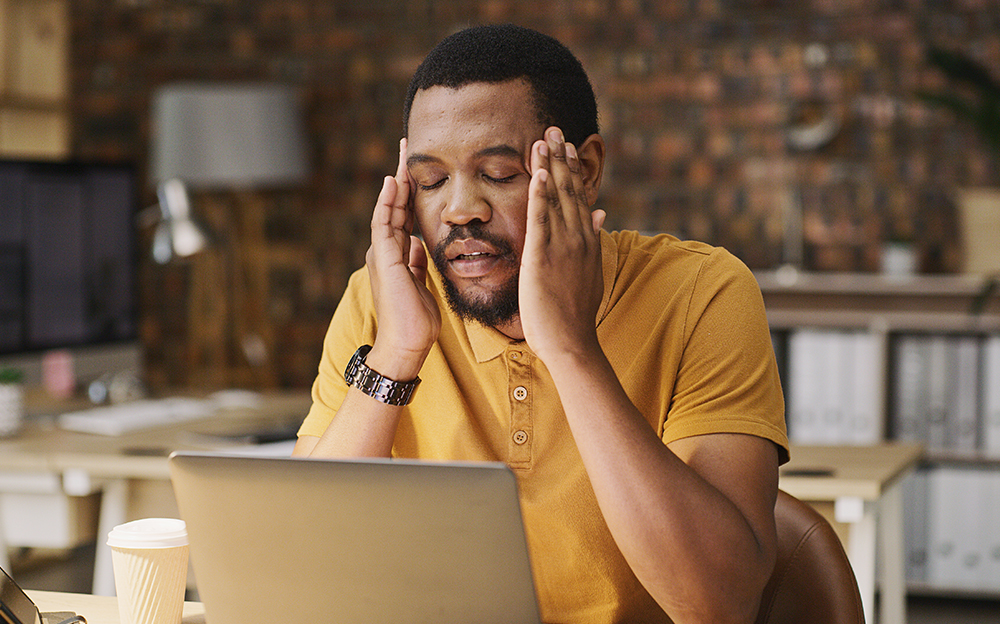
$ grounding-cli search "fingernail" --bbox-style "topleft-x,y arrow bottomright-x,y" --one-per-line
549,128 -> 563,143
566,143 -> 577,160
539,142 -> 549,157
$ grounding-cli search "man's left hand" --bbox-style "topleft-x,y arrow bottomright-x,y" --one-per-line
519,126 -> 607,361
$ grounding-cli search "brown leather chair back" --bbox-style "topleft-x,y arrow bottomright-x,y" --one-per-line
755,490 -> 866,624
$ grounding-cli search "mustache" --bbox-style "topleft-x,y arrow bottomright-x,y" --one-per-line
431,223 -> 515,265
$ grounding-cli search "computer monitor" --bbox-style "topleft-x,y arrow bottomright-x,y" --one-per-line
0,159 -> 141,385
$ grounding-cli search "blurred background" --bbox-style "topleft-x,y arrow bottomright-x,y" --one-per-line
4,3 -> 1000,621
4,0 -> 998,393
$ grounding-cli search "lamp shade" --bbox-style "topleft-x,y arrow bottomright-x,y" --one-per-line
150,82 -> 308,188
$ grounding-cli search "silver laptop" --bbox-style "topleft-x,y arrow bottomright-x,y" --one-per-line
168,451 -> 542,624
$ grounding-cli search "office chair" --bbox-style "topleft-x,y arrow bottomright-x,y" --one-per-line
754,490 -> 866,624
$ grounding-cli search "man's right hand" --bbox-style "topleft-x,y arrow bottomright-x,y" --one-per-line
365,138 -> 441,381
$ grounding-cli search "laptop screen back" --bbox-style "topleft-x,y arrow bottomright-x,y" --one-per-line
168,452 -> 541,624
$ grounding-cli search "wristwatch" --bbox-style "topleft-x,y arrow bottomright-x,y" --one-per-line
344,345 -> 420,406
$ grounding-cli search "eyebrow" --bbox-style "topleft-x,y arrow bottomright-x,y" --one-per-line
407,144 -> 523,167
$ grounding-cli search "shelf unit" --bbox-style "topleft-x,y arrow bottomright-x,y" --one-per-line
757,269 -> 1000,598
0,0 -> 70,160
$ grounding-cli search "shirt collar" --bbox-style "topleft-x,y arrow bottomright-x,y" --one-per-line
597,229 -> 617,325
466,321 -> 515,363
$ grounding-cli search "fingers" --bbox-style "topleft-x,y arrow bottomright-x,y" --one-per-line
371,139 -> 414,262
408,235 -> 428,284
372,175 -> 398,235
592,208 -> 607,234
530,127 -> 598,236
392,138 -> 412,231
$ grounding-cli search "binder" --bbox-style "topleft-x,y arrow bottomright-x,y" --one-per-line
849,331 -> 882,445
984,470 -> 1000,592
787,329 -> 823,443
925,335 -> 950,453
928,467 -> 987,591
902,469 -> 929,584
985,335 -> 1000,457
819,330 -> 849,443
927,467 -> 962,589
952,336 -> 980,455
893,335 -> 929,444
953,469 -> 987,590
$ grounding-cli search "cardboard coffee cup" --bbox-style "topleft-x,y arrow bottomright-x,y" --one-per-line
107,518 -> 189,624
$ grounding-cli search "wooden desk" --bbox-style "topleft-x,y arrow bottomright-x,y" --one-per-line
28,589 -> 205,624
0,391 -> 312,597
781,443 -> 924,624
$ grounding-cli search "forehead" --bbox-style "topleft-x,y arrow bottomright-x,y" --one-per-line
406,80 -> 544,156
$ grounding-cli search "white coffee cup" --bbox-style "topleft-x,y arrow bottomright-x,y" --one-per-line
107,518 -> 189,624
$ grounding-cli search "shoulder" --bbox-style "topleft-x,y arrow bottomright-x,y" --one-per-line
602,230 -> 757,301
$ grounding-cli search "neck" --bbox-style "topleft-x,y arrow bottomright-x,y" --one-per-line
493,315 -> 524,341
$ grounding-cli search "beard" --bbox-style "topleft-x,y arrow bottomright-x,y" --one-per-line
430,224 -> 520,329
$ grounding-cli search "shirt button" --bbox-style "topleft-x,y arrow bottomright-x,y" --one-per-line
509,351 -> 521,360
512,430 -> 528,445
513,386 -> 528,401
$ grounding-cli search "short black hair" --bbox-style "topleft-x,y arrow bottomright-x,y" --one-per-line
403,24 -> 599,146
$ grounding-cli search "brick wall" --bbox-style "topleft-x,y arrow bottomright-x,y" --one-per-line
68,0 -> 1000,389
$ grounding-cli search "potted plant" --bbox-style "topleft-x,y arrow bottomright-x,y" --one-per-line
917,45 -> 1000,276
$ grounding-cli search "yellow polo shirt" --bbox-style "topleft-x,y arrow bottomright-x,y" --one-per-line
300,230 -> 788,623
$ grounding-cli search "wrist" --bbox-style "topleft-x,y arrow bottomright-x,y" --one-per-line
365,342 -> 428,382
528,324 -> 601,362
532,334 -> 604,373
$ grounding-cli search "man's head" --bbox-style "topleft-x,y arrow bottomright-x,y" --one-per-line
403,24 -> 599,146
403,26 -> 604,337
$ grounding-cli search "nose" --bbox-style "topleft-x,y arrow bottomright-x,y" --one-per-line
439,176 -> 492,226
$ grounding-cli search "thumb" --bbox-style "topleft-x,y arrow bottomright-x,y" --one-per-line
591,209 -> 607,233
408,236 -> 428,284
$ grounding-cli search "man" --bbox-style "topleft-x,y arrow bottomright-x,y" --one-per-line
294,24 -> 788,624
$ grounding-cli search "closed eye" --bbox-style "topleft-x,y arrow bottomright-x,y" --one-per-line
484,173 -> 519,184
418,178 -> 446,191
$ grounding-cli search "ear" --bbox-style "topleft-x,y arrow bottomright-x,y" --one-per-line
576,133 -> 605,207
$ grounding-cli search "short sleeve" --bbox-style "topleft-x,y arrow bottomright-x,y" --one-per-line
661,249 -> 789,463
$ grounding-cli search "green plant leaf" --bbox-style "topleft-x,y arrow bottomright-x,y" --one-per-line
920,45 -> 1000,152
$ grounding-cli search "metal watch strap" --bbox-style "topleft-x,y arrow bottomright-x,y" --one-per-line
344,345 -> 420,406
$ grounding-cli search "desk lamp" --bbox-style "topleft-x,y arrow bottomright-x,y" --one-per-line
148,82 -> 309,262
148,82 -> 309,386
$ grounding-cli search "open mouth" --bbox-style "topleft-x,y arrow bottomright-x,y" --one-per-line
448,249 -> 504,279
454,251 -> 493,261
433,230 -> 514,282
445,238 -> 501,262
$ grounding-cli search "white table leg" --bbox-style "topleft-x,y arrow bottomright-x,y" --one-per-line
837,496 -> 876,624
878,483 -> 906,624
93,478 -> 128,596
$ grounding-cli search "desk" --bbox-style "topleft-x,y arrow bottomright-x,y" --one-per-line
28,589 -> 205,624
780,443 -> 923,624
8,419 -> 916,616
0,391 -> 312,597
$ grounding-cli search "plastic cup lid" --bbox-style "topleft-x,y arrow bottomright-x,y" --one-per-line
107,517 -> 188,548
